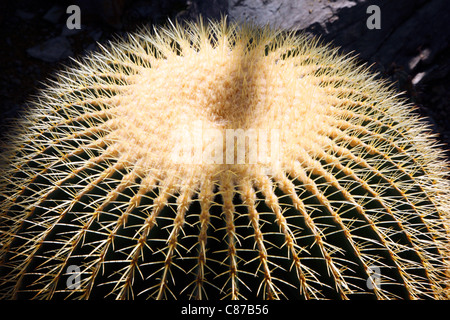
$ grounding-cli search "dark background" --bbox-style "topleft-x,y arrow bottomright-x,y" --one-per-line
0,0 -> 449,159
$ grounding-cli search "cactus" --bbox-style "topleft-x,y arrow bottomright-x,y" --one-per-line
0,17 -> 449,300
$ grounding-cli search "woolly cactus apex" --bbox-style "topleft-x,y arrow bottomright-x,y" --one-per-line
0,17 -> 449,300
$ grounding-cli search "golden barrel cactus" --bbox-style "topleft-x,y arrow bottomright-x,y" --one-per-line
0,17 -> 449,300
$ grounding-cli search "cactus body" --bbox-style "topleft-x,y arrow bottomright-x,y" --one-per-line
0,17 -> 449,300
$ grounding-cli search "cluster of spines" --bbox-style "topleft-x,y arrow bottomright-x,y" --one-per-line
0,17 -> 449,300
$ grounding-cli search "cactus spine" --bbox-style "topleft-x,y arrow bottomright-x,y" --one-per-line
0,17 -> 449,300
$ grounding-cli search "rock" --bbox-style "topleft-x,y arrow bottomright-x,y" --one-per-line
43,5 -> 65,24
89,29 -> 103,41
27,36 -> 74,63
228,0 -> 358,30
188,0 -> 228,20
84,43 -> 99,55
61,24 -> 84,37
16,9 -> 36,20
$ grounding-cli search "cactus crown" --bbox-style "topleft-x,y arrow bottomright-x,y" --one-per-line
0,17 -> 449,300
